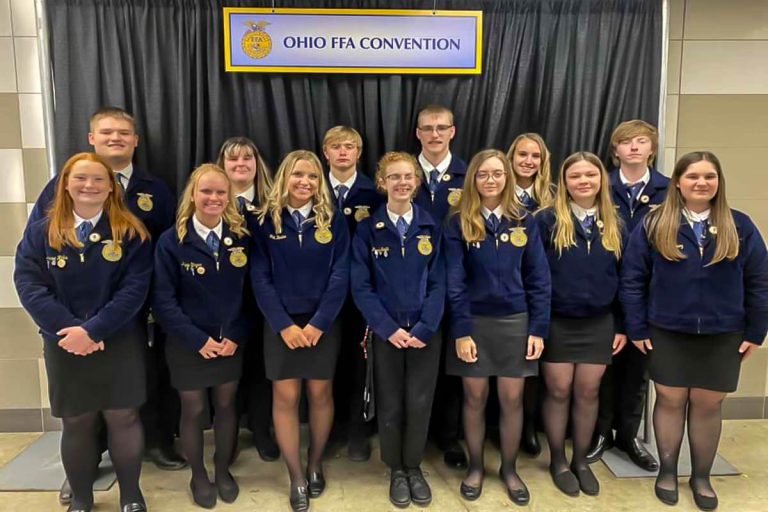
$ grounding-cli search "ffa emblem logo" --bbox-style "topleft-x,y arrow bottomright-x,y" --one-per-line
447,189 -> 462,206
137,193 -> 154,212
56,255 -> 67,269
242,21 -> 273,59
315,227 -> 333,244
101,241 -> 122,262
417,235 -> 433,256
509,227 -> 528,247
354,206 -> 371,222
229,247 -> 247,268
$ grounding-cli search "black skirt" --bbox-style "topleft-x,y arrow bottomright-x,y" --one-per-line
263,313 -> 341,381
648,326 -> 743,392
43,322 -> 147,418
542,313 -> 614,365
166,335 -> 244,391
446,313 -> 538,378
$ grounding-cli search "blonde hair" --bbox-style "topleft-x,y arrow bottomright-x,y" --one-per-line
216,136 -> 274,207
89,106 -> 136,132
322,125 -> 363,153
176,163 -> 248,242
550,152 -> 623,259
417,104 -> 454,125
47,152 -> 148,251
375,152 -> 422,198
506,133 -> 556,209
258,150 -> 334,235
645,151 -> 738,265
457,149 -> 526,243
610,120 -> 658,167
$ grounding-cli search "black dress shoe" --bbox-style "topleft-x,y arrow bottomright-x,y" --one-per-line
189,478 -> 217,509
441,440 -> 468,469
571,465 -> 600,496
306,471 -> 326,498
289,483 -> 310,512
389,470 -> 411,508
147,445 -> 188,471
253,434 -> 280,462
521,424 -> 541,456
459,480 -> 482,501
499,468 -> 530,506
121,503 -> 147,512
615,437 -> 659,472
654,481 -> 679,506
347,436 -> 371,462
66,504 -> 92,512
585,434 -> 614,464
59,478 -> 73,505
549,467 -> 580,497
689,480 -> 718,511
406,467 -> 432,506
215,471 -> 240,503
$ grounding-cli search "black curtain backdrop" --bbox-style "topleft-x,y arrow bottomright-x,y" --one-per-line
47,0 -> 662,195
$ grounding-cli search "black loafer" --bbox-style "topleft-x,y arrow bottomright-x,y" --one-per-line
459,480 -> 482,501
586,434 -> 614,464
500,468 -> 530,506
254,434 -> 280,462
615,437 -> 659,472
521,424 -> 541,456
406,467 -> 432,506
190,478 -> 217,509
59,479 -> 73,505
571,465 -> 600,496
215,471 -> 239,503
389,470 -> 411,508
550,467 -> 580,497
147,445 -> 188,471
689,480 -> 718,511
289,483 -> 310,512
347,436 -> 372,462
441,440 -> 468,469
121,503 -> 147,512
655,481 -> 679,506
307,471 -> 326,498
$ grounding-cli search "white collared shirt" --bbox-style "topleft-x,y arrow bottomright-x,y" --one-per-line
481,205 -> 504,220
682,208 -> 711,229
387,206 -> 414,226
73,210 -> 103,228
569,202 -> 598,222
192,214 -> 223,242
619,167 -> 650,193
329,171 -> 357,197
515,184 -> 534,198
114,163 -> 134,189
237,184 -> 255,205
418,152 -> 453,183
287,201 -> 314,220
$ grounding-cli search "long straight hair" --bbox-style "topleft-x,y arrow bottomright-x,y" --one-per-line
216,136 -> 274,207
47,152 -> 148,251
457,149 -> 526,243
259,150 -> 334,235
176,163 -> 248,242
506,133 -> 556,209
551,152 -> 623,258
645,151 -> 738,264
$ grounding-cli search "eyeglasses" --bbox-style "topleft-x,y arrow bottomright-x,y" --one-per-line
475,171 -> 506,182
384,173 -> 417,183
418,124 -> 453,135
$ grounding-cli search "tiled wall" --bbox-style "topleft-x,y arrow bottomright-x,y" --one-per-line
0,0 -> 767,431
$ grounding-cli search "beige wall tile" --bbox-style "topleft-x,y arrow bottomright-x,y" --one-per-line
668,0 -> 685,40
0,359 -> 40,408
675,147 -> 768,200
681,41 -> 768,95
0,37 -> 16,92
664,94 -> 678,147
22,147 -> 48,201
0,256 -> 20,308
0,0 -> 10,37
729,199 -> 768,239
667,40 -> 682,95
660,147 -> 676,176
733,346 -> 767,397
9,0 -> 35,37
17,92 -> 43,148
685,0 -> 768,40
0,148 -> 24,202
0,203 -> 26,255
677,95 -> 768,148
0,93 -> 21,148
0,308 -> 40,360
13,36 -> 38,93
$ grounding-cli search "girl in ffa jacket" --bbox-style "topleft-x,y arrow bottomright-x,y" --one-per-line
621,151 -> 768,510
444,149 -> 550,505
506,133 -> 556,212
536,152 -> 627,497
152,163 -> 250,508
351,152 -> 445,508
14,152 -> 152,512
250,150 -> 349,512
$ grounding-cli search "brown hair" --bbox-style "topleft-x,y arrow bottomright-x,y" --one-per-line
216,136 -> 274,207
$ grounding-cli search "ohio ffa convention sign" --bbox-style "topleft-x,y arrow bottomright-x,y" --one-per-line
223,8 -> 482,74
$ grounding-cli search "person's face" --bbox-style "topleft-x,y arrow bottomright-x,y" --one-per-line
381,161 -> 418,202
511,138 -> 542,181
565,160 -> 602,203
323,138 -> 360,172
66,160 -> 113,209
677,160 -> 719,207
223,147 -> 257,186
416,112 -> 455,157
88,117 -> 138,164
475,157 -> 507,201
287,159 -> 319,206
614,134 -> 653,167
193,172 -> 229,218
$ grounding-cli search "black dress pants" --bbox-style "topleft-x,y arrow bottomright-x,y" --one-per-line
140,324 -> 180,449
595,343 -> 649,443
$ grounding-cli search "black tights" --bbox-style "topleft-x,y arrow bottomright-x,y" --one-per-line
179,380 -> 239,487
462,377 -> 526,490
653,383 -> 725,497
542,362 -> 605,474
61,408 -> 144,508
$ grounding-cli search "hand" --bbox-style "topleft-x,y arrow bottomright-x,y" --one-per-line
218,338 -> 239,357
303,324 -> 324,347
199,337 -> 224,359
388,329 -> 411,349
456,336 -> 477,362
406,336 -> 427,349
526,335 -> 544,360
57,326 -> 102,356
612,334 -> 628,355
633,338 -> 653,354
280,325 -> 309,350
739,341 -> 760,360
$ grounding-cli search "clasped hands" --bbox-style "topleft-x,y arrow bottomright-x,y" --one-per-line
280,324 -> 324,350
388,328 -> 427,349
57,326 -> 103,356
199,337 -> 239,359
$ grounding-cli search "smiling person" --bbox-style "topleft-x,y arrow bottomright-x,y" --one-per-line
621,152 -> 768,510
351,152 -> 445,508
151,164 -> 250,508
444,150 -> 550,505
15,152 -> 152,512
536,152 -> 627,497
250,150 -> 349,512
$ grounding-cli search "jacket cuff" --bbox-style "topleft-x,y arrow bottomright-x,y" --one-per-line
409,322 -> 435,344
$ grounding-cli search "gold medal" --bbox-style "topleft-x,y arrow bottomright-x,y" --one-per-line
417,236 -> 433,256
101,241 -> 122,262
137,193 -> 154,212
441,174 -> 452,182
56,256 -> 67,268
640,195 -> 650,204
500,233 -> 510,242
223,236 -> 233,247
447,189 -> 462,206
196,265 -> 206,275
354,207 -> 370,222
88,232 -> 101,243
343,207 -> 352,215
509,227 -> 528,247
314,227 -> 333,244
229,248 -> 247,268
